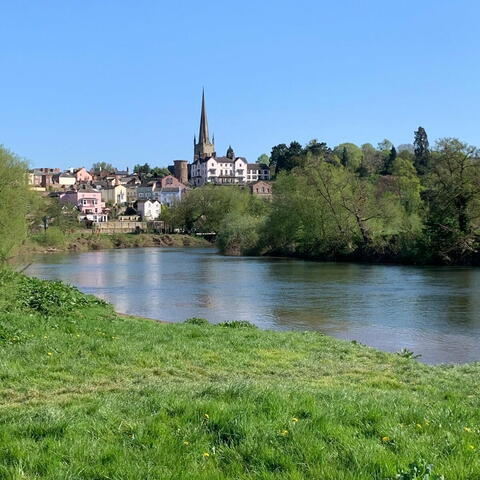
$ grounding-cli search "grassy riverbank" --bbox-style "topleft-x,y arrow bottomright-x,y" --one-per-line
1,272 -> 479,479
21,230 -> 211,254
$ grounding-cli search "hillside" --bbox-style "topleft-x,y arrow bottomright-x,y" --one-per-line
0,271 -> 479,479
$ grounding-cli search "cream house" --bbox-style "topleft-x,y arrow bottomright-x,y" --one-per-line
101,184 -> 127,205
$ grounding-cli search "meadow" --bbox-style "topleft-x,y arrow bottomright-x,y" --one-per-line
0,271 -> 479,479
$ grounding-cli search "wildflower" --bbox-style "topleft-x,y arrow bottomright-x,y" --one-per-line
292,417 -> 299,422
468,445 -> 475,451
279,429 -> 289,436
464,427 -> 472,433
416,423 -> 422,429
47,352 -> 52,356
183,441 -> 190,446
381,436 -> 390,443
203,413 -> 209,419
203,452 -> 210,457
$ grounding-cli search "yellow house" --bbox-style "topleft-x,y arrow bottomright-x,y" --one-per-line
101,185 -> 127,205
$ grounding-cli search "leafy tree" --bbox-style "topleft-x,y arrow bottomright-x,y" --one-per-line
91,161 -> 114,173
414,126 -> 430,174
424,138 -> 480,261
150,167 -> 171,178
133,163 -> 151,175
333,143 -> 363,171
0,145 -> 29,262
382,146 -> 397,175
359,143 -> 382,176
256,154 -> 270,166
271,141 -> 304,173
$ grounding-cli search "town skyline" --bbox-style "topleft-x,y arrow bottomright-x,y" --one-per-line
1,1 -> 480,170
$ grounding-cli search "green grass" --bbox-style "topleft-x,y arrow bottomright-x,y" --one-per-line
0,271 -> 479,479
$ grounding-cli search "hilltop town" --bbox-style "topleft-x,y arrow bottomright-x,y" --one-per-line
28,92 -> 272,228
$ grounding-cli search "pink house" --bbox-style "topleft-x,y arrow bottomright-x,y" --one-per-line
71,167 -> 93,183
60,189 -> 108,222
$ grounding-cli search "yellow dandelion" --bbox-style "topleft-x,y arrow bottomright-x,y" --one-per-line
292,417 -> 299,422
279,429 -> 289,436
47,352 -> 52,356
468,445 -> 475,451
381,436 -> 390,443
416,423 -> 422,429
76,334 -> 80,337
203,413 -> 209,419
464,427 -> 472,433
203,452 -> 210,457
183,441 -> 190,446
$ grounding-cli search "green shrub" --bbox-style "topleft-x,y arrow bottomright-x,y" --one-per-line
217,320 -> 258,329
16,274 -> 108,316
184,317 -> 210,326
32,227 -> 66,248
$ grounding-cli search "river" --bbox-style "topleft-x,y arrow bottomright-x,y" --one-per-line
26,247 -> 480,364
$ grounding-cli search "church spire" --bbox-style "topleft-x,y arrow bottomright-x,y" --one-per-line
198,88 -> 210,145
194,89 -> 216,161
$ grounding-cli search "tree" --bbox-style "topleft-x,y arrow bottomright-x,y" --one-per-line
0,145 -> 29,262
382,146 -> 397,175
424,138 -> 480,261
150,167 -> 171,178
256,153 -> 270,166
333,143 -> 363,171
414,127 -> 430,174
304,139 -> 331,158
133,163 -> 151,175
91,161 -> 114,173
270,141 -> 304,173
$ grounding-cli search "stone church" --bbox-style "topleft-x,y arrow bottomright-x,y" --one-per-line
190,91 -> 270,187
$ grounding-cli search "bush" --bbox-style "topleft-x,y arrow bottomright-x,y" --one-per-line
184,317 -> 210,326
16,274 -> 108,316
32,227 -> 66,248
217,320 -> 258,329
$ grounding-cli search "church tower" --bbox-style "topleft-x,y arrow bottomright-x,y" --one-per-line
194,89 -> 216,161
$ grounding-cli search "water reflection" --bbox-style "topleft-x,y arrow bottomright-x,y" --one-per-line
27,248 -> 480,365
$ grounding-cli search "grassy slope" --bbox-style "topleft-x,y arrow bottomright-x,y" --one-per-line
1,275 -> 479,479
21,231 -> 211,254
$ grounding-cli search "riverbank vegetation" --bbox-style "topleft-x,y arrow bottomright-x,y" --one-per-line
22,230 -> 210,254
168,131 -> 480,264
0,270 -> 479,478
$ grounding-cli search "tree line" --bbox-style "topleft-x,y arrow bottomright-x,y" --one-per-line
167,128 -> 480,264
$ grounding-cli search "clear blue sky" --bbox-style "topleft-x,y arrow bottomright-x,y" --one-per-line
1,0 -> 479,170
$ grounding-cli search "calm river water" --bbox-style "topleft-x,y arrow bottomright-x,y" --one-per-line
27,247 -> 480,364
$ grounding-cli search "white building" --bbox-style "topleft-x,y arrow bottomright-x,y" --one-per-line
137,199 -> 161,220
189,92 -> 270,187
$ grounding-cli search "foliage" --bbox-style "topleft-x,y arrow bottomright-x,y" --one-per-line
217,320 -> 258,328
333,143 -> 363,171
13,272 -> 108,316
256,153 -> 270,165
0,145 -> 29,263
217,212 -> 263,255
133,163 -> 151,175
91,161 -> 114,173
184,317 -> 210,326
414,127 -> 430,175
396,348 -> 421,360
